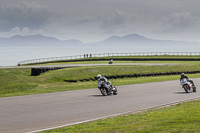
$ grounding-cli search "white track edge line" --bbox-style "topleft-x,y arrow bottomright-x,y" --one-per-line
28,96 -> 200,133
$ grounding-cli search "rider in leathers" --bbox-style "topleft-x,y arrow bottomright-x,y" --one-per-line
97,74 -> 114,93
180,73 -> 194,86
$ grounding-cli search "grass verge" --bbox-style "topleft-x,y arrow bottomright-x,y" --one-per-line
41,99 -> 200,133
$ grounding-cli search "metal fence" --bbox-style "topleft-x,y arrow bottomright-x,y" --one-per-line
18,52 -> 200,65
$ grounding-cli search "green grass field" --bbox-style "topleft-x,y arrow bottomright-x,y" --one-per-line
42,100 -> 200,133
1,59 -> 200,97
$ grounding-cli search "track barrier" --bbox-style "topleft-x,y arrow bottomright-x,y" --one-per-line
30,67 -> 200,81
65,71 -> 200,83
19,52 -> 200,65
31,67 -> 67,76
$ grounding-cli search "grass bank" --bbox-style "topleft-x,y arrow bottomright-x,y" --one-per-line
42,99 -> 200,133
1,60 -> 200,97
24,55 -> 200,66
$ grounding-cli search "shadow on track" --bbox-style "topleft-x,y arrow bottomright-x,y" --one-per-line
89,95 -> 104,97
174,92 -> 188,94
89,95 -> 115,97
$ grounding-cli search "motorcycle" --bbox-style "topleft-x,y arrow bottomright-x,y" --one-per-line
180,78 -> 196,93
98,80 -> 117,96
108,59 -> 113,64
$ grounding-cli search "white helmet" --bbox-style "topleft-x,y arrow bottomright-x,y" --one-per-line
97,74 -> 101,79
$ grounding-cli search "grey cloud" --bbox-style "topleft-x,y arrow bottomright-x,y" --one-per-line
1,0 -> 200,42
99,11 -> 126,34
0,1 -> 54,31
158,12 -> 200,33
99,10 -> 157,35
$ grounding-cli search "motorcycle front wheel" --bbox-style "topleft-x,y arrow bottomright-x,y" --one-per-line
183,85 -> 192,93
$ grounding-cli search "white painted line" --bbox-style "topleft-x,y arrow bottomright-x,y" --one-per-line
28,96 -> 200,133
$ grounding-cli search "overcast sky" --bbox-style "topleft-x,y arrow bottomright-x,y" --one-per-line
0,0 -> 200,43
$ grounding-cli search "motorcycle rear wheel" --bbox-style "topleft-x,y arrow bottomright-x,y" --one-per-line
113,87 -> 118,95
100,88 -> 108,96
193,86 -> 197,92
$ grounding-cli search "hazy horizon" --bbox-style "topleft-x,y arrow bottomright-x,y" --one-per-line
1,33 -> 199,44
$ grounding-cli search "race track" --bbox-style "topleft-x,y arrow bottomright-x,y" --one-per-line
0,78 -> 200,133
0,63 -> 180,69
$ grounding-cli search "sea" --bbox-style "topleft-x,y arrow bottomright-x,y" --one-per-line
1,46 -> 200,66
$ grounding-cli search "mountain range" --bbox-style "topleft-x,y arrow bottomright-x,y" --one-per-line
0,34 -> 199,47
0,34 -> 82,47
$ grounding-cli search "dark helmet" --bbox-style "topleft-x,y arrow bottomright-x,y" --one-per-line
181,73 -> 184,77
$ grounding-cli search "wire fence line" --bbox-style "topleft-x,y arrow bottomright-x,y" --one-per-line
18,52 -> 200,65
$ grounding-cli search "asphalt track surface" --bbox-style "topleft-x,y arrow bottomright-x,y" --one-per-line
0,63 -> 180,69
0,78 -> 200,133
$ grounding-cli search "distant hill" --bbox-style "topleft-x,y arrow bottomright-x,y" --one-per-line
0,34 -> 83,47
0,34 -> 199,47
92,34 -> 199,47
102,34 -> 153,43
